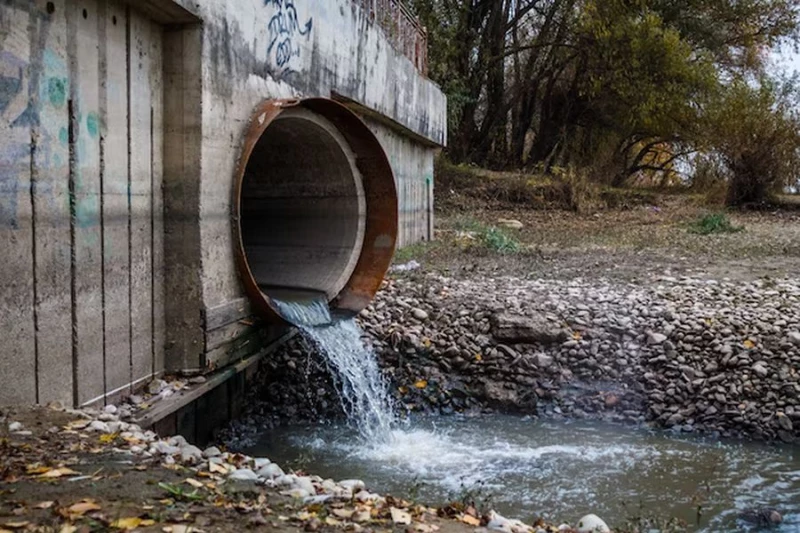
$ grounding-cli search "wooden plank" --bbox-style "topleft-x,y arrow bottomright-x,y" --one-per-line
206,320 -> 261,353
128,8 -> 154,386
205,297 -> 253,331
149,20 -> 165,377
133,330 -> 297,430
102,0 -> 132,397
31,0 -> 73,405
0,5 -> 36,404
70,0 -> 106,405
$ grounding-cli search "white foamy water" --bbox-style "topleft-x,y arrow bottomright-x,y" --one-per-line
250,416 -> 800,532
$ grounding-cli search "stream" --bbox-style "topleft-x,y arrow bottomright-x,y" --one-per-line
247,416 -> 800,532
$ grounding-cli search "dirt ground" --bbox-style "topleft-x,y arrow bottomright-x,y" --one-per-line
400,192 -> 800,282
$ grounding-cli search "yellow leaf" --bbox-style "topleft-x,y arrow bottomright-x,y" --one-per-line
26,465 -> 51,475
332,509 -> 354,519
2,522 -> 29,530
459,514 -> 481,526
35,501 -> 55,509
40,467 -> 79,478
744,339 -> 756,349
423,338 -> 432,348
59,526 -> 77,533
398,386 -> 408,395
141,520 -> 155,527
325,517 -> 341,526
99,433 -> 118,444
474,354 -> 482,361
572,331 -> 582,340
67,500 -> 101,516
208,461 -> 227,474
185,478 -> 204,489
112,517 -> 142,530
414,380 -> 428,389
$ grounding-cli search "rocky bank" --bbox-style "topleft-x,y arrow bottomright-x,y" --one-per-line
236,272 -> 800,443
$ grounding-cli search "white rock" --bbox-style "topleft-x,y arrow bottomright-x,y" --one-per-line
104,404 -> 118,414
293,476 -> 316,495
107,422 -> 122,434
355,491 -> 380,503
8,422 -> 23,432
576,514 -> 610,533
274,474 -> 295,487
788,331 -> 800,346
647,332 -> 668,345
257,463 -> 284,479
168,435 -> 187,448
321,479 -> 337,493
339,479 -> 366,491
163,455 -> 175,465
150,442 -> 180,456
203,446 -> 221,458
390,507 -> 412,525
487,511 -> 532,533
228,469 -> 259,482
253,458 -> 271,470
89,420 -> 110,433
180,445 -> 203,464
98,413 -> 117,422
753,362 -> 769,378
412,308 -> 429,320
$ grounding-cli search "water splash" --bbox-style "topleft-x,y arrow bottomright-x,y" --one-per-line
299,320 -> 397,443
272,293 -> 397,443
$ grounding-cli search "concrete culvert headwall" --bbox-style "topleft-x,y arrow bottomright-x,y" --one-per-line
233,98 -> 398,324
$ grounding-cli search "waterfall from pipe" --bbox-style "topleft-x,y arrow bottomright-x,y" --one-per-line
272,292 -> 397,443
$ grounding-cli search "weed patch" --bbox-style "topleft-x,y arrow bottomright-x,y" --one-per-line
688,213 -> 744,235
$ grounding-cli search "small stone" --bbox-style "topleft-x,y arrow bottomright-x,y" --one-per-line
89,420 -> 110,433
253,458 -> 271,470
647,332 -> 668,345
203,446 -> 221,458
104,404 -> 117,414
189,376 -> 207,385
282,488 -> 311,499
390,507 -> 412,525
293,476 -> 316,496
339,479 -> 366,491
788,332 -> 800,346
8,422 -> 23,432
576,514 -> 610,533
412,308 -> 429,320
151,442 -> 180,456
180,445 -> 203,464
752,363 -> 769,378
535,353 -> 554,369
778,413 -> 793,432
257,463 -> 285,479
228,469 -> 259,483
497,218 -> 524,230
168,435 -> 188,448
129,395 -> 143,405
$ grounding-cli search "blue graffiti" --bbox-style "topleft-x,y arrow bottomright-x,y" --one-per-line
266,0 -> 312,70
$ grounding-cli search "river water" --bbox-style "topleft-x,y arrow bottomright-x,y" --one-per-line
260,300 -> 800,532
248,416 -> 800,532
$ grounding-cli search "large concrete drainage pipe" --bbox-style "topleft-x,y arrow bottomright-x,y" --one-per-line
233,98 -> 398,324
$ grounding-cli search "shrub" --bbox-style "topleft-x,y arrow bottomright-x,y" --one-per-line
688,213 -> 744,235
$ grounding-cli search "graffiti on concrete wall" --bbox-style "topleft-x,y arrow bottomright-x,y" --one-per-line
265,0 -> 312,75
0,50 -> 34,230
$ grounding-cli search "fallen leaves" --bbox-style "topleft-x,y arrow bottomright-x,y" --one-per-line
38,467 -> 79,479
61,499 -> 102,519
2,522 -> 29,530
414,380 -> 428,389
111,517 -> 155,530
458,514 -> 481,526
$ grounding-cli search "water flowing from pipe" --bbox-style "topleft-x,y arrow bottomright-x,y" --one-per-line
273,293 -> 398,443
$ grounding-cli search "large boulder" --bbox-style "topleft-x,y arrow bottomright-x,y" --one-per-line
491,313 -> 567,344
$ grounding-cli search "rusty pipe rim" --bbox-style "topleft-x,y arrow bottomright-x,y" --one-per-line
232,97 -> 398,324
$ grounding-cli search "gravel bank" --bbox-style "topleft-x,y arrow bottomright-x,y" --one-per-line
239,272 -> 800,443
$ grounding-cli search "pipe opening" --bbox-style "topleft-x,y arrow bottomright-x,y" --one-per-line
234,99 -> 398,324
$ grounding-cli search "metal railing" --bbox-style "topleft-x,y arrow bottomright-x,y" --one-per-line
352,0 -> 429,76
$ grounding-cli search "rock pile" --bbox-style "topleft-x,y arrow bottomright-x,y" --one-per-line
247,272 -> 800,442
357,273 -> 800,441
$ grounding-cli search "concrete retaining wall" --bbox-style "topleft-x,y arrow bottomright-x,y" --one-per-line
0,0 -> 446,406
